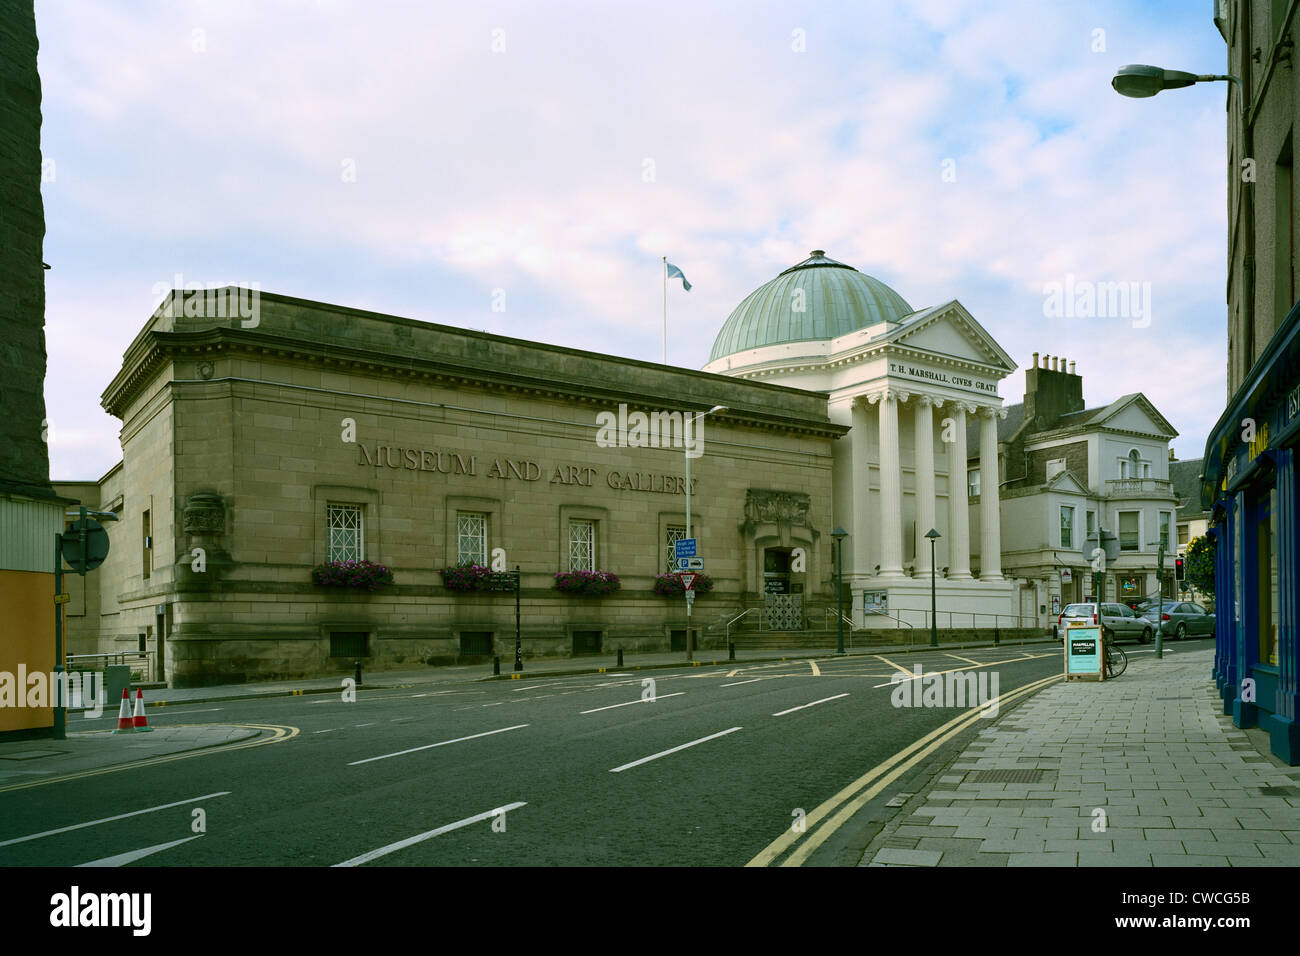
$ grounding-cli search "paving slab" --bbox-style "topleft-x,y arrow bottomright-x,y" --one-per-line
857,648 -> 1300,868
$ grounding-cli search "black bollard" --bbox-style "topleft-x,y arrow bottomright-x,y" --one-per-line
728,640 -> 735,661
993,626 -> 1000,646
354,660 -> 362,685
493,655 -> 500,676
617,646 -> 624,667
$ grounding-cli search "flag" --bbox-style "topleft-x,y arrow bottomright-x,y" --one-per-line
666,262 -> 692,292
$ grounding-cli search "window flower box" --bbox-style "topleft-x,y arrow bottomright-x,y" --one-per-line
553,570 -> 620,597
312,560 -> 394,592
437,564 -> 493,591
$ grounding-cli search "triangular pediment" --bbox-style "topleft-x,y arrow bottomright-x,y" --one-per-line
1094,393 -> 1177,439
880,300 -> 1016,374
1046,470 -> 1091,496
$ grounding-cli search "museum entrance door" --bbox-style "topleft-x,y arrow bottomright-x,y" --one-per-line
763,547 -> 803,630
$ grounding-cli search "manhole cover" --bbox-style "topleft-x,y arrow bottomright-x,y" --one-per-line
0,750 -> 67,761
965,769 -> 1048,784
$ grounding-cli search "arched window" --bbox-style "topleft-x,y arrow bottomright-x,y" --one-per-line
1128,449 -> 1141,477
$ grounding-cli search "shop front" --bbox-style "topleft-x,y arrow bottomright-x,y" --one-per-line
1203,301 -> 1300,763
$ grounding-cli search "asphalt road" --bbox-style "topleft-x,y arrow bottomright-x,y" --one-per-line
0,640 -> 1214,867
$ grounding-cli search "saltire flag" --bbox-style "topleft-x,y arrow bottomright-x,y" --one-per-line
666,262 -> 692,292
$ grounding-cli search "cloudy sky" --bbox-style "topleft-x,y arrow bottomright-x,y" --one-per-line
37,0 -> 1228,479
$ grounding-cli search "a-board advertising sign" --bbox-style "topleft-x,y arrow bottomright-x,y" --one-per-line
1065,622 -> 1103,681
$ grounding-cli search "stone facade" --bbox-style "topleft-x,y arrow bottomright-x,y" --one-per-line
56,290 -> 844,685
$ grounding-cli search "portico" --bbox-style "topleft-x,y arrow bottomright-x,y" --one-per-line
704,251 -> 1017,628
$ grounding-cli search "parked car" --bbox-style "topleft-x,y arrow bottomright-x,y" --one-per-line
1057,602 -> 1154,644
1137,601 -> 1215,640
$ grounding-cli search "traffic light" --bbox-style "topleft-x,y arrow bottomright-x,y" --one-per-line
1175,557 -> 1185,582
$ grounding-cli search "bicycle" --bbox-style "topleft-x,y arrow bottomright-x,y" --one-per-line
1105,641 -> 1127,679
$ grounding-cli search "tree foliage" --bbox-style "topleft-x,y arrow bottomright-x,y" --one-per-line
1185,534 -> 1216,596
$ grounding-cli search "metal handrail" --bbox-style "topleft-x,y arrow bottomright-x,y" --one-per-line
66,651 -> 155,682
823,608 -> 858,630
725,608 -> 763,641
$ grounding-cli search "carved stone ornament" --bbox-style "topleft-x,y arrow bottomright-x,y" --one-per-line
183,493 -> 226,534
741,489 -> 814,533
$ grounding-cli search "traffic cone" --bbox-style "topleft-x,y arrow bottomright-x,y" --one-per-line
132,688 -> 153,732
112,688 -> 134,734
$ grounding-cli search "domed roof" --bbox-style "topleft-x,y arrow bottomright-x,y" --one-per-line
708,250 -> 914,362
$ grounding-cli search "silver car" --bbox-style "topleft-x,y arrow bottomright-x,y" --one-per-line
1139,601 -> 1215,640
1057,602 -> 1154,644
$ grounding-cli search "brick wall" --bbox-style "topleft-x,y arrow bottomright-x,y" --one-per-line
1025,440 -> 1089,486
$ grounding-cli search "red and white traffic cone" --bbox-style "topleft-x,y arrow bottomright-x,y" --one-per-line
112,688 -> 134,734
132,688 -> 153,732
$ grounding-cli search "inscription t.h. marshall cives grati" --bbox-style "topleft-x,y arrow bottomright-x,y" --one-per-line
355,443 -> 698,495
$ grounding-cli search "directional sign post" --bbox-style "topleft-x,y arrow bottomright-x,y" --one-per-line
53,506 -> 117,740
674,539 -> 698,661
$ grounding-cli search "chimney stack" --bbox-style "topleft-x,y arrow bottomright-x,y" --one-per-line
1025,347 -> 1085,429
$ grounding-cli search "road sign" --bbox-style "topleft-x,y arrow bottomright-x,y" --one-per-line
60,517 -> 109,574
685,591 -> 695,605
678,573 -> 697,591
675,557 -> 704,571
674,538 -> 697,559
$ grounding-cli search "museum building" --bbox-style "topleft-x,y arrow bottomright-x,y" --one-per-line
57,251 -> 1032,686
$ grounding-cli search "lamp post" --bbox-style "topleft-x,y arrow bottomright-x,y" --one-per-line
925,528 -> 941,647
1112,63 -> 1251,668
832,527 -> 848,655
683,404 -> 726,661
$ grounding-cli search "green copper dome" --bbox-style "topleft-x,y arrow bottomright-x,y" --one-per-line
709,250 -> 913,362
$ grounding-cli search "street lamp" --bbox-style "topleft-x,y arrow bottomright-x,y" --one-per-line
683,404 -> 726,660
832,527 -> 848,655
925,528 -> 941,647
1111,64 -> 1245,111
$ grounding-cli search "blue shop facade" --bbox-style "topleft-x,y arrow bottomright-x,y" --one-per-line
1203,303 -> 1300,763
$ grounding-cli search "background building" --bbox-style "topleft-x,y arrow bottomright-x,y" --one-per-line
1171,456 -> 1212,607
992,355 -> 1179,629
1203,0 -> 1300,762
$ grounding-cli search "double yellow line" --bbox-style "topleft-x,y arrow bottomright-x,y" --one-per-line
0,723 -> 298,794
746,674 -> 1061,867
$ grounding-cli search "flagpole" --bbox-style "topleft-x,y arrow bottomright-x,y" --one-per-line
662,255 -> 667,365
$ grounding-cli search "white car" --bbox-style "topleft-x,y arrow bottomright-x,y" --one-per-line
1056,602 -> 1153,644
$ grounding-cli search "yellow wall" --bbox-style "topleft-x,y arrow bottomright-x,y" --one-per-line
0,568 -> 56,734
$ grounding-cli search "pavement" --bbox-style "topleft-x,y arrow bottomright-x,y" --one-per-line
859,647 -> 1300,867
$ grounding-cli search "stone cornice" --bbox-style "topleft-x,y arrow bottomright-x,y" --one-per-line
103,327 -> 850,440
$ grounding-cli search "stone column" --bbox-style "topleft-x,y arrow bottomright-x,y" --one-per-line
913,395 -> 937,575
979,406 -> 1003,581
850,397 -> 871,576
947,403 -> 971,579
874,389 -> 905,577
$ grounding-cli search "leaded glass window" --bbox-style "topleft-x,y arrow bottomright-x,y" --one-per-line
569,520 -> 595,571
457,512 -> 488,565
327,504 -> 363,562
